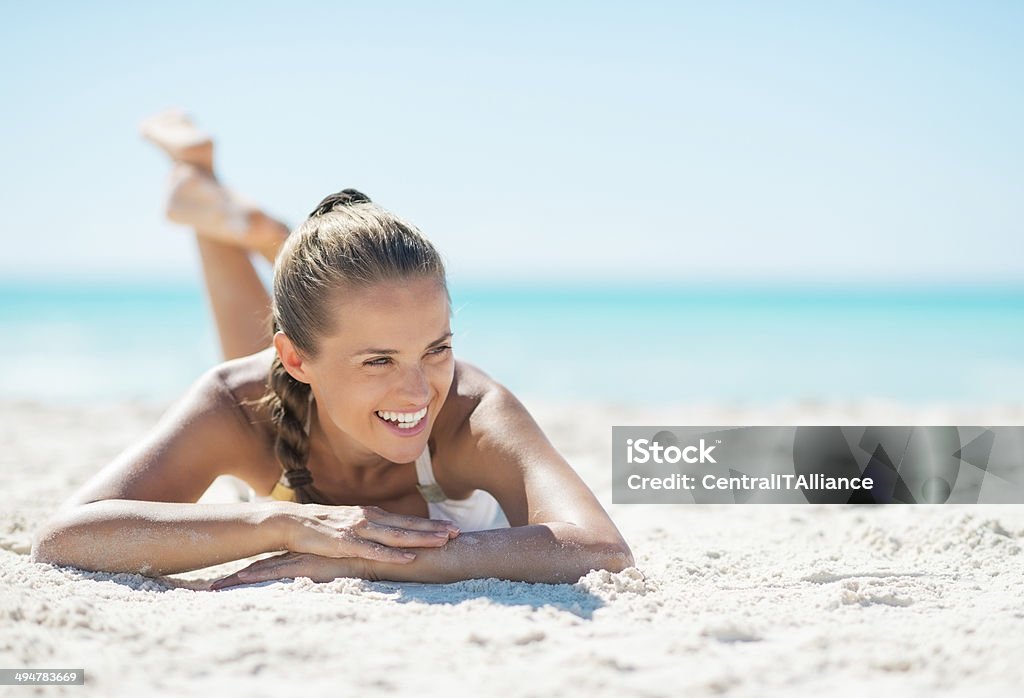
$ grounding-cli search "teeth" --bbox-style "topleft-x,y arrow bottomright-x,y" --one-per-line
376,407 -> 427,426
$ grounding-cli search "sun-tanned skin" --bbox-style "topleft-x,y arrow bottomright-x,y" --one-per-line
32,338 -> 634,585
223,345 -> 497,515
29,110 -> 634,587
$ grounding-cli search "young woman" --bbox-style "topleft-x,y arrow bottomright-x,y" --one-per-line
30,111 -> 633,588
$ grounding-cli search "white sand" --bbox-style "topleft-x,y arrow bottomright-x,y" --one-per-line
3,399 -> 1024,697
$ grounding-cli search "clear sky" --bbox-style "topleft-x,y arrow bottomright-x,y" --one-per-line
1,1 -> 1020,286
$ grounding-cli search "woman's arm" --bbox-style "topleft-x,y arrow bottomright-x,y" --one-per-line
31,365 -> 290,576
379,379 -> 633,582
363,521 -> 632,584
208,521 -> 630,588
214,378 -> 635,587
367,388 -> 638,582
209,370 -> 636,589
31,499 -> 289,576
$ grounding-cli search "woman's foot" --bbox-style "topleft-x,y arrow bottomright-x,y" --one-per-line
140,109 -> 214,171
165,164 -> 289,261
165,163 -> 248,236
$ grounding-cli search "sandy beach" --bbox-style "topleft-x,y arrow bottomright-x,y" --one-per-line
3,0 -> 1021,694
3,398 -> 1024,697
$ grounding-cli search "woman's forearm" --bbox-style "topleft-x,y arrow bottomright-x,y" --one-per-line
31,499 -> 288,576
362,522 -> 634,584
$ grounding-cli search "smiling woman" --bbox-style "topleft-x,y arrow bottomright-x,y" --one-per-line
29,111 -> 633,587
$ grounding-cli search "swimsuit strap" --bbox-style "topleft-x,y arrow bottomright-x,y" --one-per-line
415,446 -> 449,503
291,392 -> 448,504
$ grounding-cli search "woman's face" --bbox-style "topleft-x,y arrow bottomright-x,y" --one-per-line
300,276 -> 455,466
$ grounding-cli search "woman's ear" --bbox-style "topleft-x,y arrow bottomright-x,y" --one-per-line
273,331 -> 314,384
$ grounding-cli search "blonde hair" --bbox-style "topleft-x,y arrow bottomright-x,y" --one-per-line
244,189 -> 449,503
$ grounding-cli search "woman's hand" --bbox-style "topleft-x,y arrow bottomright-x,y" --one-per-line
276,503 -> 459,564
208,551 -> 367,590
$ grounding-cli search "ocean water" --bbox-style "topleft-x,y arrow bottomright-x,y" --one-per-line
2,281 -> 1022,407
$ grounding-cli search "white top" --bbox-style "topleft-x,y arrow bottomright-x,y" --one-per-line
246,447 -> 509,532
413,445 -> 510,532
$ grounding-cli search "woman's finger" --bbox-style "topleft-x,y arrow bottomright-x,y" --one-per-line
288,528 -> 420,564
362,507 -> 460,535
286,506 -> 455,559
208,553 -> 369,589
358,521 -> 457,548
208,566 -> 272,590
209,570 -> 252,590
346,536 -> 420,564
209,553 -> 294,590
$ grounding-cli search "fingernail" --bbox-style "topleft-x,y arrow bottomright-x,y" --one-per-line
403,553 -> 416,560
447,526 -> 460,535
434,531 -> 450,538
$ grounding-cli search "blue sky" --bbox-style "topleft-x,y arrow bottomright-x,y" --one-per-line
1,1 -> 1020,286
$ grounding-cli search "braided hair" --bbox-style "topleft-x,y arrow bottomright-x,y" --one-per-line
243,188 -> 449,503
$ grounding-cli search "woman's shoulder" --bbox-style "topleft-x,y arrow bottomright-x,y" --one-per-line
206,347 -> 279,444
430,359 -> 534,497
435,359 -> 505,432
202,347 -> 281,487
211,347 -> 277,407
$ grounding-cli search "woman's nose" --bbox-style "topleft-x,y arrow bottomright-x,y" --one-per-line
397,366 -> 430,403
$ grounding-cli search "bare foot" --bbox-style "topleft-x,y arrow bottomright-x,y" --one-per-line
140,109 -> 214,171
165,164 -> 289,259
166,163 -> 248,235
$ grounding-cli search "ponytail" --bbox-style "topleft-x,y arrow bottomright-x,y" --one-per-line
241,187 -> 449,503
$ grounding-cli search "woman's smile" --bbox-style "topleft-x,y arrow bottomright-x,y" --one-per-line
374,405 -> 429,436
274,275 -> 456,470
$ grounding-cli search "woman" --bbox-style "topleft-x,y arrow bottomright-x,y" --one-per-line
30,110 -> 634,588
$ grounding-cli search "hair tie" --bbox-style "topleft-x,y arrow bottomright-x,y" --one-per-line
285,468 -> 313,488
308,188 -> 372,218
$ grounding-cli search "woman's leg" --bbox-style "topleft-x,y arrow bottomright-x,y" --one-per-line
143,110 -> 290,360
194,236 -> 276,360
187,206 -> 290,361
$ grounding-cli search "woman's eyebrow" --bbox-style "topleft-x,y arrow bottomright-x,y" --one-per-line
352,331 -> 454,356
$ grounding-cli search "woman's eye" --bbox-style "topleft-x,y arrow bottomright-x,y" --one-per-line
364,346 -> 450,368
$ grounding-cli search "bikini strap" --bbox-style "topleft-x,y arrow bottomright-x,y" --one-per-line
414,445 -> 449,503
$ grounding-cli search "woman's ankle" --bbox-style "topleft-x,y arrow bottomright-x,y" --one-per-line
165,164 -> 288,257
178,142 -> 215,173
247,212 -> 290,262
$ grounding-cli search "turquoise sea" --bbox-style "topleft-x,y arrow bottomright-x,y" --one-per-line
2,281 -> 1022,407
